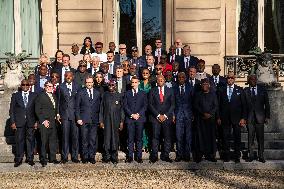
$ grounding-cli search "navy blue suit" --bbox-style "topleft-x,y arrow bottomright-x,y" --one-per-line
209,75 -> 227,92
35,75 -> 51,90
9,91 -> 37,163
123,89 -> 148,159
75,88 -> 101,160
53,66 -> 76,83
173,83 -> 193,159
56,81 -> 80,160
148,86 -> 175,160
218,85 -> 247,159
177,55 -> 199,72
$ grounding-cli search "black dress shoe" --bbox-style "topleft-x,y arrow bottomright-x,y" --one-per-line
259,158 -> 266,163
234,158 -> 240,163
71,159 -> 80,163
61,159 -> 68,164
209,158 -> 217,162
149,157 -> 158,163
27,161 -> 35,166
51,160 -> 60,164
111,160 -> 118,164
183,157 -> 191,162
223,158 -> 230,162
194,158 -> 202,163
102,158 -> 110,163
89,158 -> 96,164
246,157 -> 254,162
40,161 -> 47,167
14,161 -> 22,167
161,157 -> 173,163
82,159 -> 88,164
136,158 -> 143,163
175,157 -> 182,162
125,157 -> 133,163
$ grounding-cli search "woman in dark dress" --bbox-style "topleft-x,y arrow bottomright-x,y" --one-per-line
193,78 -> 219,162
80,37 -> 95,55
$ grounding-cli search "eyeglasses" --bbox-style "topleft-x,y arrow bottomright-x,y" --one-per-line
46,85 -> 53,88
51,75 -> 60,78
119,48 -> 126,50
227,77 -> 235,79
132,50 -> 138,52
156,41 -> 162,43
156,68 -> 163,70
21,84 -> 30,86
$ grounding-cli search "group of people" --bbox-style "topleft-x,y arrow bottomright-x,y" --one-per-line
9,37 -> 270,168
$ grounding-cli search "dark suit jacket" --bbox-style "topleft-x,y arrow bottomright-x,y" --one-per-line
56,81 -> 80,121
177,55 -> 199,72
53,66 -> 76,83
115,76 -> 131,94
9,91 -> 37,128
35,75 -> 51,90
218,85 -> 247,125
123,89 -> 148,123
148,86 -> 175,122
244,85 -> 270,124
35,92 -> 57,127
114,54 -> 130,64
186,78 -> 201,95
75,88 -> 101,124
173,83 -> 193,120
167,53 -> 182,64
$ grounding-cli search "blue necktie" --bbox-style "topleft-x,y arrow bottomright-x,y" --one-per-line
228,87 -> 233,102
23,93 -> 28,107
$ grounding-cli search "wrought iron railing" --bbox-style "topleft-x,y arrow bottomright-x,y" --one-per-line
0,57 -> 55,79
224,55 -> 284,79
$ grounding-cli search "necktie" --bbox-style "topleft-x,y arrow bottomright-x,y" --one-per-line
67,84 -> 72,96
158,49 -> 161,63
23,93 -> 28,107
159,87 -> 164,103
171,55 -> 175,64
180,85 -> 185,96
89,89 -> 93,99
177,48 -> 180,55
185,58 -> 189,69
109,63 -> 113,74
228,86 -> 233,102
48,93 -> 55,109
251,87 -> 256,102
134,89 -> 137,96
190,79 -> 193,87
214,76 -> 218,86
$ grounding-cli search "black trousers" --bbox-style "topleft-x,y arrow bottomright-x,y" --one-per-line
39,123 -> 58,163
151,118 -> 172,159
80,123 -> 97,160
223,122 -> 241,159
247,118 -> 264,159
14,126 -> 34,162
61,119 -> 79,160
127,122 -> 144,159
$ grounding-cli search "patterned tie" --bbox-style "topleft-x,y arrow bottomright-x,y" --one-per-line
214,76 -> 218,86
89,89 -> 93,99
23,93 -> 28,107
228,86 -> 233,102
159,87 -> 164,103
180,85 -> 185,96
67,84 -> 72,96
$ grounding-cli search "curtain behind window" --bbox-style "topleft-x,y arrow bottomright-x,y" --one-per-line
0,0 -> 14,56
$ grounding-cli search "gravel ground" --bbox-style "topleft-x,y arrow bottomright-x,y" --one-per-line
0,163 -> 283,189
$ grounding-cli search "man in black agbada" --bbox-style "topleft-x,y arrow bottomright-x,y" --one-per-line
99,80 -> 124,164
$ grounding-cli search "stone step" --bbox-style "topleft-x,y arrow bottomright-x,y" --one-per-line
237,140 -> 284,149
241,133 -> 284,141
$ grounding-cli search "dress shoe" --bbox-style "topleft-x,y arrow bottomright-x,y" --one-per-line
246,157 -> 254,162
102,158 -> 110,163
71,159 -> 80,163
51,160 -> 60,164
183,157 -> 191,162
149,157 -> 158,163
161,157 -> 173,163
111,160 -> 118,164
27,161 -> 35,166
61,159 -> 68,164
82,159 -> 88,164
194,158 -> 202,163
14,161 -> 22,167
136,158 -> 143,163
234,158 -> 240,163
209,158 -> 217,162
223,158 -> 230,162
259,158 -> 266,163
40,161 -> 47,167
125,157 -> 133,163
89,158 -> 96,164
175,157 -> 182,162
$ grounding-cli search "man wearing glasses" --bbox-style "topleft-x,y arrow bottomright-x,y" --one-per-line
115,44 -> 130,64
217,72 -> 247,163
9,79 -> 37,167
35,81 -> 60,167
91,42 -> 107,62
154,39 -> 167,64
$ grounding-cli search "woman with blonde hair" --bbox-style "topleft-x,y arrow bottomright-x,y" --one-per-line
34,53 -> 52,76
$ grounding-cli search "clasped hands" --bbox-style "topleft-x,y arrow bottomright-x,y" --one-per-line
157,114 -> 167,123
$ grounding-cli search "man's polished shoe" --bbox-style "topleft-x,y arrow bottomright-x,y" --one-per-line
82,159 -> 88,164
61,159 -> 68,164
40,161 -> 47,167
102,158 -> 110,163
136,158 -> 143,163
51,160 -> 60,164
89,158 -> 96,164
175,157 -> 182,162
14,161 -> 22,167
149,157 -> 158,163
234,158 -> 240,163
27,161 -> 35,166
125,157 -> 133,163
259,158 -> 266,163
246,157 -> 254,162
71,159 -> 80,163
161,157 -> 173,163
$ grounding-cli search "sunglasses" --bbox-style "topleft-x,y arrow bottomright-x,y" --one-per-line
51,75 -> 60,78
227,77 -> 235,79
156,41 -> 162,43
156,68 -> 163,70
119,48 -> 126,50
21,84 -> 30,86
132,50 -> 138,52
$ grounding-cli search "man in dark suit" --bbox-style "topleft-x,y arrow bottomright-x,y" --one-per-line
35,65 -> 51,90
114,44 -> 130,64
123,76 -> 147,163
167,45 -> 181,65
173,72 -> 193,162
209,64 -> 227,91
56,71 -> 80,163
28,73 -> 43,94
115,66 -> 130,94
53,54 -> 76,83
9,79 -> 37,167
177,45 -> 199,72
140,45 -> 153,67
75,75 -> 101,164
244,75 -> 270,163
106,51 -> 121,75
153,39 -> 167,64
218,72 -> 247,163
187,66 -> 201,94
87,56 -> 101,76
149,75 -> 175,163
35,81 -> 60,167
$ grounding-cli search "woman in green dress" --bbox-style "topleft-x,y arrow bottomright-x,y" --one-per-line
138,68 -> 152,152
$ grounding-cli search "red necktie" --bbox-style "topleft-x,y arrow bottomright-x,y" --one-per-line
159,87 -> 164,103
